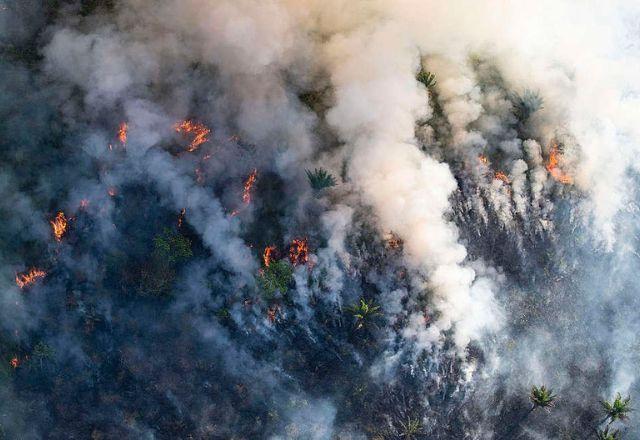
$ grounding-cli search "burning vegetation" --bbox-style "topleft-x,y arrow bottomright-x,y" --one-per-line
174,120 -> 211,152
263,245 -> 277,267
289,238 -> 309,266
242,169 -> 258,204
15,268 -> 46,289
118,122 -> 128,145
50,211 -> 68,241
546,142 -> 573,184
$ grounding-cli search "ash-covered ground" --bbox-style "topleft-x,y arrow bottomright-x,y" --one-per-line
1,1 -> 640,439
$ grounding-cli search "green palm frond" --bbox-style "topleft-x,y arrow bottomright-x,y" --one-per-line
512,89 -> 543,121
596,426 -> 621,440
306,168 -> 337,191
347,298 -> 381,329
602,393 -> 632,423
530,385 -> 557,409
416,69 -> 437,89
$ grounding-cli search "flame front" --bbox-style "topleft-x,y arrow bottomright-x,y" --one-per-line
118,122 -> 128,145
494,171 -> 510,184
50,211 -> 68,241
478,154 -> 489,165
242,169 -> 258,205
546,142 -> 573,184
15,268 -> 46,289
175,120 -> 211,152
10,357 -> 19,369
263,245 -> 276,267
289,238 -> 309,266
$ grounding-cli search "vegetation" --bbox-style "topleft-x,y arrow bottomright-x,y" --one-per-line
512,89 -> 543,121
596,426 -> 621,440
258,259 -> 293,298
140,228 -> 192,296
602,393 -> 632,424
529,385 -> 557,410
306,168 -> 337,192
347,298 -> 382,330
416,69 -> 437,89
152,228 -> 193,263
397,418 -> 423,439
32,341 -> 54,367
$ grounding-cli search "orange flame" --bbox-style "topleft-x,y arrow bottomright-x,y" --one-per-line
478,154 -> 489,165
15,268 -> 46,289
289,238 -> 309,266
494,171 -> 510,184
546,142 -> 573,184
242,169 -> 258,205
178,208 -> 186,228
10,357 -> 19,369
263,245 -> 277,267
385,232 -> 402,249
175,120 -> 211,152
118,122 -> 128,145
50,211 -> 68,241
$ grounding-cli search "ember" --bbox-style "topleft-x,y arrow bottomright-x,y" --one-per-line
242,169 -> 258,205
16,268 -> 46,289
263,245 -> 277,267
175,120 -> 211,152
50,211 -> 68,241
546,142 -> 573,184
494,171 -> 510,184
289,238 -> 309,266
118,122 -> 128,145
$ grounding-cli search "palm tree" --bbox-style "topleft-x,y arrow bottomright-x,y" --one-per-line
530,385 -> 557,410
347,298 -> 381,330
416,69 -> 437,89
596,426 -> 621,440
602,393 -> 632,424
306,168 -> 337,191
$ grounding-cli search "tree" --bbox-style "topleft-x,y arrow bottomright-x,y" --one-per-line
512,89 -> 543,121
416,69 -> 437,89
32,341 -> 54,368
530,385 -> 557,410
596,426 -> 621,440
602,393 -> 632,424
258,259 -> 293,298
347,298 -> 381,330
306,168 -> 337,192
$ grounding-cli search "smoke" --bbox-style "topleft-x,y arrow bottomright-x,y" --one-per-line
1,0 -> 640,438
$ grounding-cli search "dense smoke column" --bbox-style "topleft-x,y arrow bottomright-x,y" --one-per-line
1,1 -> 640,439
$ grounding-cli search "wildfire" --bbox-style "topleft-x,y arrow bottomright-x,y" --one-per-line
242,169 -> 258,205
546,142 -> 573,184
50,211 -> 68,241
289,238 -> 309,266
10,357 -> 19,369
478,154 -> 489,165
178,208 -> 186,228
263,245 -> 277,267
175,120 -> 211,152
118,122 -> 128,145
108,187 -> 117,197
15,268 -> 46,289
494,171 -> 510,184
385,232 -> 403,249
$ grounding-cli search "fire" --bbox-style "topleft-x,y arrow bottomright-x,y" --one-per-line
15,268 -> 46,289
50,211 -> 68,241
175,120 -> 211,152
263,245 -> 277,267
546,142 -> 573,184
478,154 -> 489,165
108,187 -> 117,197
178,208 -> 186,228
118,122 -> 128,145
289,238 -> 309,266
385,232 -> 402,249
494,171 -> 510,184
242,169 -> 258,205
10,357 -> 19,369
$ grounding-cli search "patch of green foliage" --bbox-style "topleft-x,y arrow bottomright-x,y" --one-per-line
596,426 -> 621,440
32,341 -> 54,367
512,89 -> 543,121
306,168 -> 337,192
398,418 -> 423,440
347,298 -> 381,330
602,393 -> 632,423
153,228 -> 193,263
258,259 -> 293,298
529,385 -> 556,410
416,69 -> 437,89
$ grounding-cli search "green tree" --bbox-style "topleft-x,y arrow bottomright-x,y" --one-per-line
530,385 -> 557,410
602,393 -> 632,424
32,341 -> 54,368
306,168 -> 337,192
416,69 -> 437,89
258,260 -> 293,298
596,426 -> 621,440
347,298 -> 381,330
